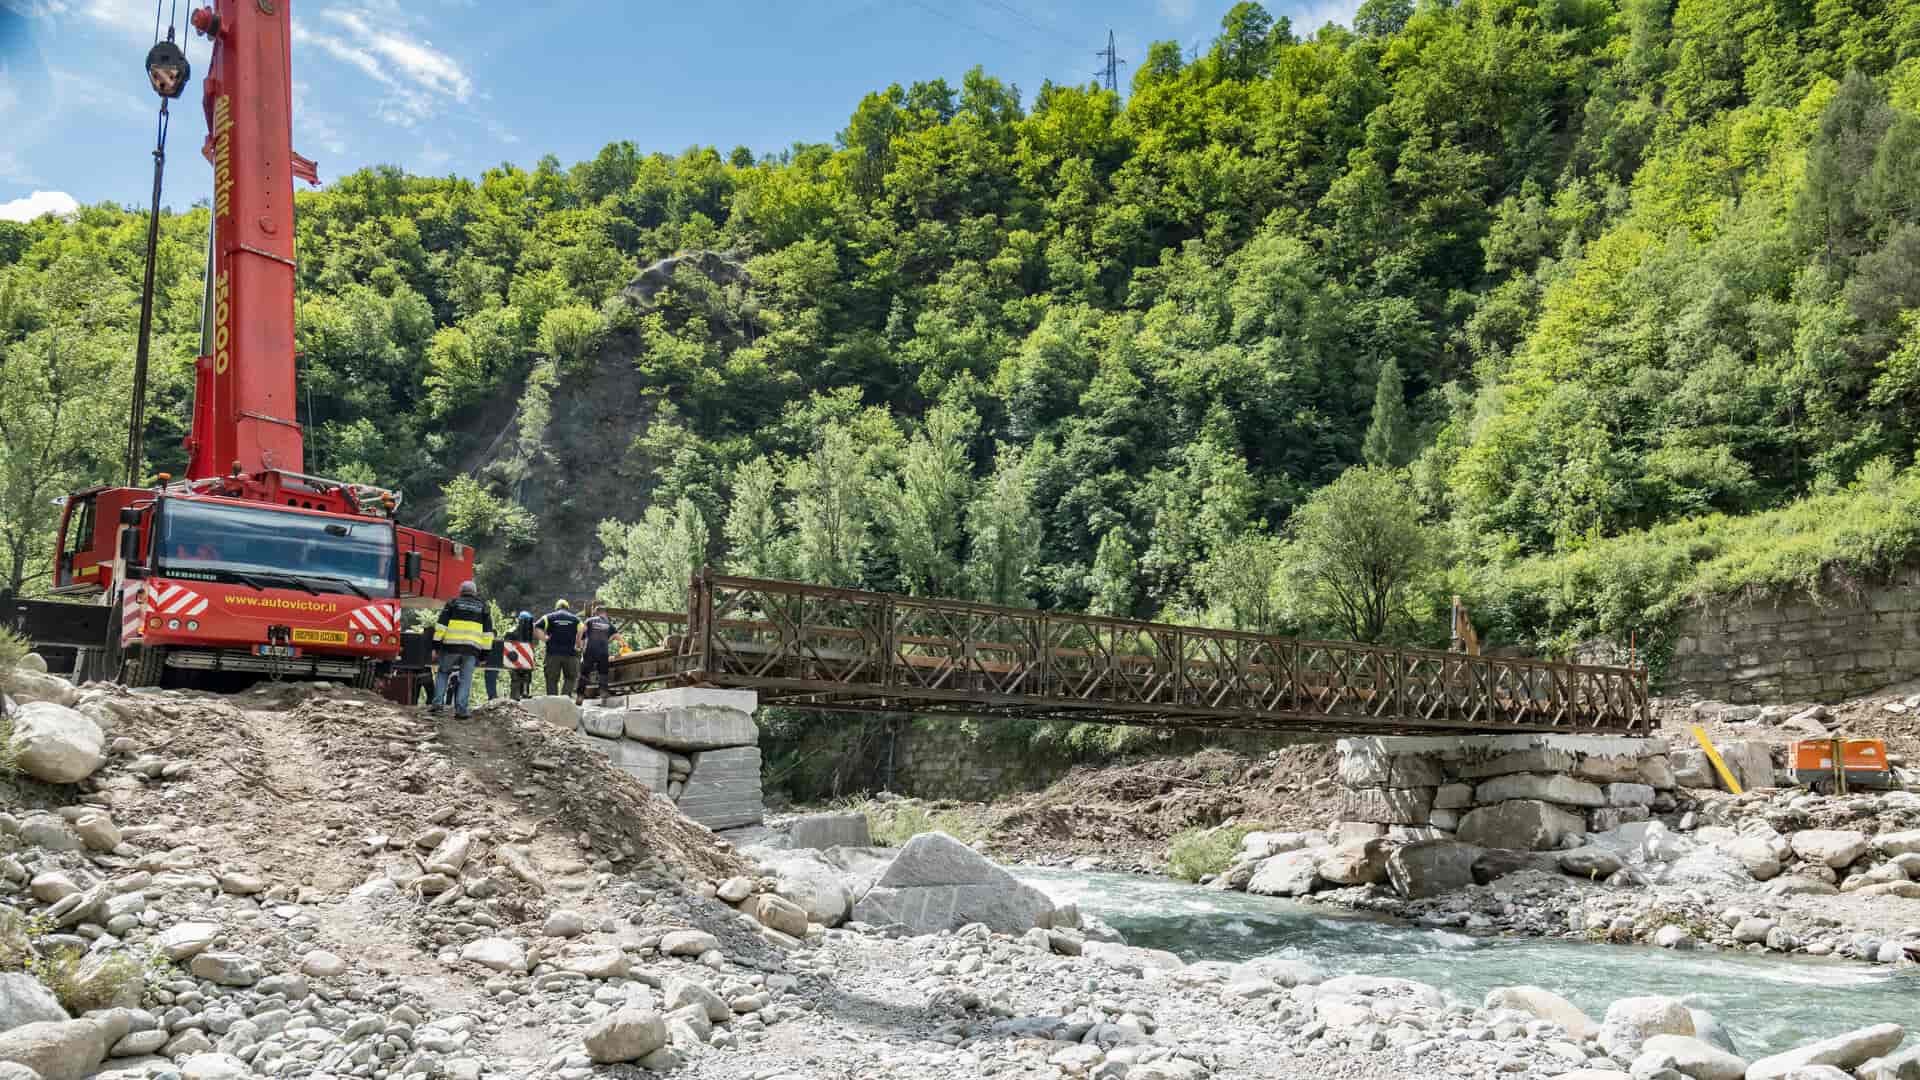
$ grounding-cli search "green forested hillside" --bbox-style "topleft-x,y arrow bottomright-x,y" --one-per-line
3,0 -> 1919,663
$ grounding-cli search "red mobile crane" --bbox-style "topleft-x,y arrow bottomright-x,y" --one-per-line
31,0 -> 474,688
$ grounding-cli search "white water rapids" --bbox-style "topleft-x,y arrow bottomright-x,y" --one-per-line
1019,868 -> 1915,1057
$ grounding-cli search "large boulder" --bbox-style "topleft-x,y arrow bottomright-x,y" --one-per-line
1472,848 -> 1559,885
1335,740 -> 1445,788
1720,835 -> 1783,880
1387,840 -> 1483,899
4,669 -> 77,709
1671,749 -> 1716,789
1874,831 -> 1920,858
1316,840 -> 1390,886
1246,849 -> 1321,897
849,832 -> 1055,934
1791,830 -> 1871,869
1599,996 -> 1695,1060
1456,800 -> 1585,851
1633,1035 -> 1748,1080
761,851 -> 853,926
521,695 -> 579,730
1856,1044 -> 1920,1080
1484,986 -> 1595,1039
0,1018 -> 108,1080
786,813 -> 870,851
5,701 -> 104,783
1745,1024 -> 1905,1080
0,973 -> 67,1034
1718,740 -> 1775,791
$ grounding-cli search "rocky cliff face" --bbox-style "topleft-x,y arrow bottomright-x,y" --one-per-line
459,251 -> 752,611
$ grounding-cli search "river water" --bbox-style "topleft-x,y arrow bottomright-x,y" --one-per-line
1018,868 -> 1916,1057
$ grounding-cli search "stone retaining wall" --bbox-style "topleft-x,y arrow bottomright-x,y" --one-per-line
536,689 -> 765,830
1333,734 -> 1683,851
1664,570 -> 1920,703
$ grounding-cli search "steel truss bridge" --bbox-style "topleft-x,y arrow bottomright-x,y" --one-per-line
603,573 -> 1654,736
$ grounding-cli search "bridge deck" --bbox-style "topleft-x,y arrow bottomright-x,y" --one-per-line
605,574 -> 1653,736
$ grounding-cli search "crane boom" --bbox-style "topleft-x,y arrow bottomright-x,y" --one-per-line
186,0 -> 314,480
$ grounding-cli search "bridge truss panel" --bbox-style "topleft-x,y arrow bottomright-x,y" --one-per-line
606,574 -> 1654,736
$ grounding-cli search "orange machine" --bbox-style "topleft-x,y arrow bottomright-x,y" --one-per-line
1789,738 -> 1894,794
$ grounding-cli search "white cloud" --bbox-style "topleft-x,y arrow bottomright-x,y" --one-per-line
290,6 -> 472,129
321,9 -> 470,102
0,189 -> 78,221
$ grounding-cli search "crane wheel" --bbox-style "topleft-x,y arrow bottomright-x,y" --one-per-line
128,646 -> 167,688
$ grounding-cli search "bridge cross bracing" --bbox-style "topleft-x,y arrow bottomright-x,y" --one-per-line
605,574 -> 1654,737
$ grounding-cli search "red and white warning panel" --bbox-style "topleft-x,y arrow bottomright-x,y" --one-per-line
503,641 -> 535,669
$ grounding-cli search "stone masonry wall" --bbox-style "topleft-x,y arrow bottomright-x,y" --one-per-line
531,688 -> 766,831
1333,734 -> 1683,852
1664,569 -> 1920,704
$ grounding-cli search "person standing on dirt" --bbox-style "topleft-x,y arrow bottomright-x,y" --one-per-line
536,599 -> 582,696
506,610 -> 538,700
576,602 -> 617,705
430,580 -> 495,720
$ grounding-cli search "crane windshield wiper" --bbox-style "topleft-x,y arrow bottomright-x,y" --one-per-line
300,574 -> 372,601
246,571 -> 321,596
223,571 -> 269,592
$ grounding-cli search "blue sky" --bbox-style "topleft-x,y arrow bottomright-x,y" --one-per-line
0,0 -> 1363,221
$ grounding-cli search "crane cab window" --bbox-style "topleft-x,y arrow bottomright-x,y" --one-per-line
56,495 -> 97,589
154,499 -> 396,597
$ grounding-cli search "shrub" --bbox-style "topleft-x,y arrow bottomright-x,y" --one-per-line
854,801 -> 983,847
1165,823 -> 1258,883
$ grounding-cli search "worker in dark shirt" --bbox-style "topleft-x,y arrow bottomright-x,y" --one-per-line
576,602 -> 617,705
536,599 -> 582,696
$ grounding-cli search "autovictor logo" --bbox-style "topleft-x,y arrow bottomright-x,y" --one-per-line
212,95 -> 234,218
224,595 -> 339,614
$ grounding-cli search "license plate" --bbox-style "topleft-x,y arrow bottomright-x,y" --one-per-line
254,645 -> 301,658
292,629 -> 349,644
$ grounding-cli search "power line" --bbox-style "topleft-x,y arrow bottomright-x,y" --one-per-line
902,0 -> 1053,59
965,0 -> 1082,49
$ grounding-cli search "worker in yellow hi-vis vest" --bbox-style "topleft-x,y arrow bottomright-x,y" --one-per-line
430,581 -> 495,720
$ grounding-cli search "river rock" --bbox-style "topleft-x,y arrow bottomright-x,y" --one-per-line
1744,1024 -> 1905,1080
1474,773 -> 1606,807
1874,831 -> 1920,858
1484,986 -> 1594,1039
1240,831 -> 1318,859
1719,835 -> 1782,880
660,930 -> 720,957
1560,847 -> 1624,879
299,950 -> 346,978
1599,996 -> 1694,1060
1791,830 -> 1870,868
1856,1044 -> 1920,1080
1246,849 -> 1320,897
5,701 -> 104,783
744,893 -> 809,937
664,977 -> 731,1024
179,1053 -> 251,1080
459,937 -> 527,973
1634,1035 -> 1748,1080
583,1008 -> 667,1064
1457,800 -> 1586,851
0,972 -> 67,1033
156,922 -> 221,961
1317,839 -> 1389,886
1387,839 -> 1482,899
1082,941 -> 1184,975
1472,848 -> 1557,884
852,832 -> 1054,934
188,952 -> 260,987
0,1018 -> 107,1080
